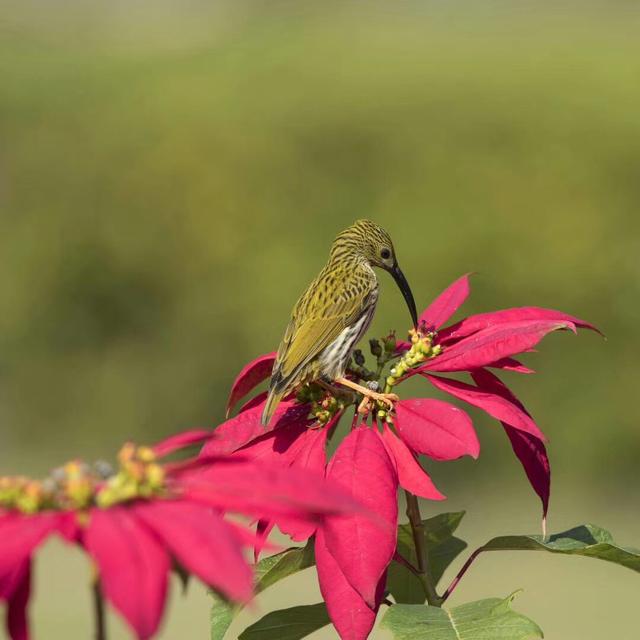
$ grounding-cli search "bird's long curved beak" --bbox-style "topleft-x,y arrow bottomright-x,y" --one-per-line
391,264 -> 418,329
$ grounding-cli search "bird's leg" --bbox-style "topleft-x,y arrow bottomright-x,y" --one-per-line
316,379 -> 356,403
334,377 -> 399,410
357,394 -> 373,416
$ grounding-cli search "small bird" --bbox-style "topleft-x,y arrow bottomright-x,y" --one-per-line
262,219 -> 418,426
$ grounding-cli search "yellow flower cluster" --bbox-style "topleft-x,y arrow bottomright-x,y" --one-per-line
0,476 -> 51,513
384,329 -> 441,392
0,443 -> 167,514
297,382 -> 346,425
96,444 -> 165,508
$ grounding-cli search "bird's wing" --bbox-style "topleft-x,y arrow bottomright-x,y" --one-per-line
272,267 -> 375,390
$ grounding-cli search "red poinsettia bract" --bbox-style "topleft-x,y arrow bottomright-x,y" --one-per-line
211,274 -> 598,640
0,433 -> 364,640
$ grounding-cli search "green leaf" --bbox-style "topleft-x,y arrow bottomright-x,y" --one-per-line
381,592 -> 543,640
238,603 -> 330,640
423,512 -> 468,585
388,511 -> 467,604
479,523 -> 640,572
254,539 -> 316,594
421,511 -> 466,546
210,593 -> 238,640
210,540 -> 316,640
387,559 -> 426,604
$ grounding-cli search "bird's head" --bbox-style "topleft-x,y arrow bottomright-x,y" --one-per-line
332,219 -> 418,328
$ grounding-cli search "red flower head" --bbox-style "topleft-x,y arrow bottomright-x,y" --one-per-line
210,274 -> 599,639
0,433 -> 364,640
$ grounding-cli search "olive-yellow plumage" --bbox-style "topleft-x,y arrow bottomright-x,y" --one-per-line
262,219 -> 417,426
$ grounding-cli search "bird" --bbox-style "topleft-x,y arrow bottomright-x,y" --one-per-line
261,219 -> 418,427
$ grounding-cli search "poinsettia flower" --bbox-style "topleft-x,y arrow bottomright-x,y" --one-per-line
387,274 -> 596,522
213,273 -> 598,639
206,403 -> 443,639
0,434 -> 365,640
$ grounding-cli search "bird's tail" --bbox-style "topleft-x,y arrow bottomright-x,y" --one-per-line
261,387 -> 285,427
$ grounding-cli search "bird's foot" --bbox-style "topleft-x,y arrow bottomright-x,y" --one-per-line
335,376 -> 399,415
357,390 -> 399,415
316,379 -> 356,403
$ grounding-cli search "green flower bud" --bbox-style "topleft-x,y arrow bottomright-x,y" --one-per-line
369,339 -> 383,358
146,464 -> 165,490
296,386 -> 311,402
383,332 -> 397,354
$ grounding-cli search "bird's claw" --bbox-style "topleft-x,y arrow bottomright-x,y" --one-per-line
357,391 -> 399,415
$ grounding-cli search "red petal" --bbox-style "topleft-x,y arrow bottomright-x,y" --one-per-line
275,516 -> 317,543
275,426 -> 331,541
134,501 -> 253,603
181,460 -> 363,521
486,357 -> 534,374
226,521 -> 280,552
0,556 -> 26,603
422,320 -> 574,373
225,353 -> 277,417
0,513 -> 60,580
201,400 -> 309,457
394,398 -> 479,461
424,374 -> 546,441
289,425 -> 330,472
55,512 -> 82,544
236,425 -> 330,545
253,520 -> 275,562
85,508 -> 169,639
321,427 -> 397,608
419,274 -> 471,330
380,424 -> 445,500
232,419 -> 308,464
505,427 -> 550,526
316,528 -> 384,640
439,306 -> 601,344
471,370 -> 550,520
238,390 -> 268,413
152,429 -> 212,458
6,561 -> 30,640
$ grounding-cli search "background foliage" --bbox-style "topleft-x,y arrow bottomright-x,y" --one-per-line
0,1 -> 638,638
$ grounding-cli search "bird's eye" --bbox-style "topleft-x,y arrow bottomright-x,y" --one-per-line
380,248 -> 391,260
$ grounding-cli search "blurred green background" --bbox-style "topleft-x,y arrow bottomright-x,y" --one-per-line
1,1 -> 639,638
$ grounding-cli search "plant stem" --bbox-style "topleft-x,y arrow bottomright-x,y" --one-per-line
404,490 -> 442,606
392,551 -> 421,577
93,579 -> 107,640
440,547 -> 488,604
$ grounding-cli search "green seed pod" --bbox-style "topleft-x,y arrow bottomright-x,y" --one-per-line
353,349 -> 366,366
369,338 -> 383,358
383,332 -> 396,354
